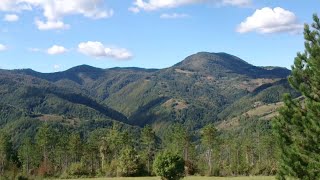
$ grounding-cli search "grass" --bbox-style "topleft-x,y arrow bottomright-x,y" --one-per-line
57,176 -> 275,180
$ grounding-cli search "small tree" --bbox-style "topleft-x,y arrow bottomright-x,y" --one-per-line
153,151 -> 185,180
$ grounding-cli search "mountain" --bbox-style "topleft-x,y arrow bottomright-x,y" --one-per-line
0,52 -> 298,138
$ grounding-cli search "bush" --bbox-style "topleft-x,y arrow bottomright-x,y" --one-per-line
65,162 -> 89,178
153,151 -> 185,180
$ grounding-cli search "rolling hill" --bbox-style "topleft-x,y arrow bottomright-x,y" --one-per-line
0,52 -> 298,137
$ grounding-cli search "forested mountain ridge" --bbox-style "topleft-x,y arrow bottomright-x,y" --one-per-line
1,52 -> 298,133
0,52 -> 300,179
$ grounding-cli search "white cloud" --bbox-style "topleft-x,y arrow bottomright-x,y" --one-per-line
0,0 -> 31,12
3,14 -> 19,22
53,64 -> 61,69
28,47 -> 41,52
128,7 -> 140,13
0,44 -> 7,51
237,7 -> 303,34
130,0 -> 251,12
78,41 -> 133,60
47,45 -> 67,55
0,0 -> 113,30
222,0 -> 251,7
35,19 -> 70,30
160,13 -> 189,19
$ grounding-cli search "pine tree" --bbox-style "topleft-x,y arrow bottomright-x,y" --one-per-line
141,125 -> 157,174
273,14 -> 320,180
18,137 -> 40,175
118,146 -> 140,177
68,133 -> 83,163
35,124 -> 57,175
201,123 -> 218,176
0,134 -> 11,175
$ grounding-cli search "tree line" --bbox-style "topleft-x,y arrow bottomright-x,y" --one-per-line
0,118 -> 278,179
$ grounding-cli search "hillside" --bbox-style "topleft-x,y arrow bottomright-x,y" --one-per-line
0,52 -> 298,137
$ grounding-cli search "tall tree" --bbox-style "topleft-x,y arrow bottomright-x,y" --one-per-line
164,124 -> 192,160
18,137 -> 40,175
35,124 -> 57,175
140,125 -> 157,174
54,132 -> 69,173
164,123 -> 195,175
68,132 -> 83,163
118,146 -> 140,177
83,131 -> 101,175
201,123 -> 218,176
273,14 -> 320,180
0,134 -> 11,175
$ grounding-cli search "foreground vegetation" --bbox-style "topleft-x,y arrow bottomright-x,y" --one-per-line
0,118 -> 278,179
272,14 -> 320,179
61,176 -> 275,180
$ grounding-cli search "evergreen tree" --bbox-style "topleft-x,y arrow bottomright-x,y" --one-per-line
273,14 -> 320,179
83,131 -> 101,175
68,133 -> 83,163
164,124 -> 192,160
0,134 -> 11,175
35,124 -> 57,175
118,146 -> 140,176
201,123 -> 218,176
18,137 -> 40,175
164,124 -> 196,175
141,125 -> 157,174
54,132 -> 69,173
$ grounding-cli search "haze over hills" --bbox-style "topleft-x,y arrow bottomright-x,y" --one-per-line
0,52 -> 299,138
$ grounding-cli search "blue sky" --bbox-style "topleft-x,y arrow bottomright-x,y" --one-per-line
0,0 -> 319,72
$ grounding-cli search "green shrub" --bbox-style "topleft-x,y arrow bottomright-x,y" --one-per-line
65,162 -> 89,178
153,151 -> 185,180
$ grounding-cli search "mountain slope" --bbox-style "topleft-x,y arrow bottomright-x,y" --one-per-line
0,70 -> 129,124
1,52 -> 298,133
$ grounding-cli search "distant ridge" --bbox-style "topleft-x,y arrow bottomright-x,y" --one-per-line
0,52 -> 298,134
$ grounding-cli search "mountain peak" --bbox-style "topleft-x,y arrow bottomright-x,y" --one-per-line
173,52 -> 289,78
174,52 -> 251,71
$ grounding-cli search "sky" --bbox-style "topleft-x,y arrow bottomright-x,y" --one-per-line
0,0 -> 319,73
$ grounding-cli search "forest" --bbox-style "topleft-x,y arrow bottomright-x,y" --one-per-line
0,116 -> 277,179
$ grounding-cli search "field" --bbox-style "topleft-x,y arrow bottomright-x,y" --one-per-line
60,176 -> 275,180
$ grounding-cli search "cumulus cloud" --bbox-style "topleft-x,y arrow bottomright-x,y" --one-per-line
47,45 -> 67,55
0,0 -> 113,30
130,0 -> 251,12
0,44 -> 7,51
3,14 -> 19,22
160,13 -> 189,19
237,7 -> 303,34
78,41 -> 133,60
